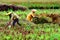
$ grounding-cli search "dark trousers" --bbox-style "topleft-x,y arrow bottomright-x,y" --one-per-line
13,18 -> 21,26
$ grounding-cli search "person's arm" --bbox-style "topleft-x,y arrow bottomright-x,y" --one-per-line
32,13 -> 36,17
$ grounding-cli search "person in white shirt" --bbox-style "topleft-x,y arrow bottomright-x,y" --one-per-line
6,12 -> 21,27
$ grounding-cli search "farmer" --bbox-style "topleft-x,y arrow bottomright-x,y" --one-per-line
6,12 -> 21,27
26,9 -> 37,21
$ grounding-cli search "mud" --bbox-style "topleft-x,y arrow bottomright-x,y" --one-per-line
0,4 -> 27,11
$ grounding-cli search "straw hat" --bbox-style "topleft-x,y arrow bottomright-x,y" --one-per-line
31,9 -> 37,12
6,12 -> 12,15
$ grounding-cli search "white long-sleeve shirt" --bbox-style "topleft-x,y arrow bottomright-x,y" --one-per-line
11,13 -> 19,20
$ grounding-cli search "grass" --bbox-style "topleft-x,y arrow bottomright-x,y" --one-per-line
0,0 -> 60,3
0,9 -> 60,40
0,2 -> 60,8
13,3 -> 60,7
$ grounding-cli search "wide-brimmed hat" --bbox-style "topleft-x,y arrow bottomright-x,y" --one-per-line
31,9 -> 37,12
6,12 -> 12,15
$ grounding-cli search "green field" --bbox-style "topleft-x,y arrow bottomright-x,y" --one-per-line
0,0 -> 60,40
0,0 -> 60,3
0,1 -> 60,8
0,9 -> 60,40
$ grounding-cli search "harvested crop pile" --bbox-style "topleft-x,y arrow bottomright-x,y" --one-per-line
32,17 -> 48,24
31,17 -> 41,24
32,14 -> 60,24
47,14 -> 60,24
0,4 -> 27,11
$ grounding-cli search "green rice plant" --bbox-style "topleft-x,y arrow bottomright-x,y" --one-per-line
50,33 -> 60,40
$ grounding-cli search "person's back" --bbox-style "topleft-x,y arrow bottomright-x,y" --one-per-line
26,12 -> 34,21
11,13 -> 19,20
